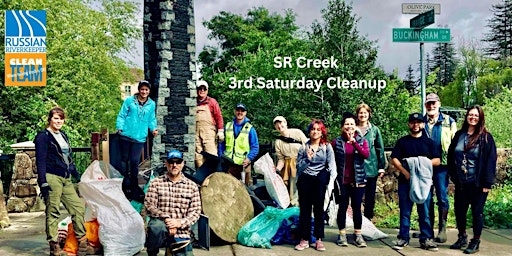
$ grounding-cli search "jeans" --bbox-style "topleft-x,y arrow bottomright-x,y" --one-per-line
337,184 -> 365,230
397,182 -> 434,242
454,183 -> 488,238
364,176 -> 378,220
146,218 -> 194,256
429,166 -> 450,222
297,174 -> 326,240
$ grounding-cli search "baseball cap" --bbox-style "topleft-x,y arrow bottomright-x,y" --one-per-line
408,113 -> 424,123
197,80 -> 208,89
166,149 -> 183,160
138,80 -> 151,90
235,103 -> 247,111
425,93 -> 440,103
273,116 -> 287,124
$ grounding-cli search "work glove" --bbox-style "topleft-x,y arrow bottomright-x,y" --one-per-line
40,183 -> 52,203
217,129 -> 225,142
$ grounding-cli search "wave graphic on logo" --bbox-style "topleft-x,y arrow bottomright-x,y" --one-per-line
5,10 -> 46,37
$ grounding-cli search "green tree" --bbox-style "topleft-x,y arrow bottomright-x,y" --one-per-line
484,0 -> 512,60
0,0 -> 140,151
430,40 -> 458,86
199,2 -> 417,147
441,39 -> 487,108
403,64 -> 419,95
484,88 -> 512,148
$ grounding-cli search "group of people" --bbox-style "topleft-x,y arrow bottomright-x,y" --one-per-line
290,94 -> 497,254
33,75 -> 497,256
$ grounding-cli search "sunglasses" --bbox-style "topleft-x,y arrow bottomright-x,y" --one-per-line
167,159 -> 183,165
197,87 -> 207,91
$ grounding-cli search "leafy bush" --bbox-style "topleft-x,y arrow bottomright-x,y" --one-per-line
484,184 -> 512,228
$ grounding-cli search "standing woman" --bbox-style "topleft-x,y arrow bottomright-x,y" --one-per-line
116,80 -> 158,202
355,103 -> 387,220
35,107 -> 94,256
448,105 -> 497,254
332,112 -> 370,248
295,120 -> 336,252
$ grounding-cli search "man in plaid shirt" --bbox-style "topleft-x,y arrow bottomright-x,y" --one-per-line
144,150 -> 202,256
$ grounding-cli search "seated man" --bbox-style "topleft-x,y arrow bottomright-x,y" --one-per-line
144,150 -> 202,256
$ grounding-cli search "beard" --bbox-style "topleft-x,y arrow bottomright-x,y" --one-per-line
409,127 -> 422,135
426,109 -> 438,117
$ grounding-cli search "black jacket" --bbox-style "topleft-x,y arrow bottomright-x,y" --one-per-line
447,130 -> 497,189
333,133 -> 368,186
34,129 -> 78,186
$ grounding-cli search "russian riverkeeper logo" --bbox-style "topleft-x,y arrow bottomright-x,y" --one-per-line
4,10 -> 47,86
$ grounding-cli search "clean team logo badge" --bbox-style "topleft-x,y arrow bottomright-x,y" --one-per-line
4,10 -> 47,86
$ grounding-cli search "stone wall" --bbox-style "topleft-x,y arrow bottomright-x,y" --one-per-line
377,148 -> 512,204
144,0 -> 197,166
6,152 -> 44,212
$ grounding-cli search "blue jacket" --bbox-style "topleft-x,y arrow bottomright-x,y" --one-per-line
116,95 -> 157,143
219,117 -> 259,161
34,129 -> 79,186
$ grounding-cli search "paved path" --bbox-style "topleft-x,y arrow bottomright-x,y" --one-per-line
1,211 -> 511,256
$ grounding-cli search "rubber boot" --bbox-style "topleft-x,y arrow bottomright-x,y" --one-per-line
435,209 -> 448,243
49,241 -> 66,256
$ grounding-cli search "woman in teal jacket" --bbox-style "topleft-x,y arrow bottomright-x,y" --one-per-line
356,103 -> 387,220
116,80 -> 158,202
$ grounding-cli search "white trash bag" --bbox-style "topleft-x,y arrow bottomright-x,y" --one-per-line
253,153 -> 290,209
79,160 -> 145,256
328,205 -> 388,240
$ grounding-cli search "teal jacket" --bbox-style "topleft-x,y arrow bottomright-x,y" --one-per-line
360,123 -> 387,177
116,95 -> 157,143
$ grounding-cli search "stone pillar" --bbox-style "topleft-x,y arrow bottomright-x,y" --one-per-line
145,0 -> 197,167
6,151 -> 44,212
0,179 -> 10,228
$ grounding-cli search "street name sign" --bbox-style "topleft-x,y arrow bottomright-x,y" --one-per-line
410,9 -> 435,29
392,28 -> 450,43
402,3 -> 441,14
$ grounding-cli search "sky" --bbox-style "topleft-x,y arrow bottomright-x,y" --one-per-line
128,0 -> 495,78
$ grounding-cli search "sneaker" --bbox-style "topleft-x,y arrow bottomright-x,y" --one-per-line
421,238 -> 439,251
336,234 -> 348,247
295,239 -> 309,251
354,234 -> 367,248
450,234 -> 468,249
315,240 -> 326,251
393,239 -> 409,250
463,238 -> 480,254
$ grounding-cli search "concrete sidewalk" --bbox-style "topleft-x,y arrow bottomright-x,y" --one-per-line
1,211 -> 511,256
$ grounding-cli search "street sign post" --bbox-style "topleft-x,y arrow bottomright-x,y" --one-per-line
402,3 -> 441,14
410,9 -> 435,29
392,28 -> 450,43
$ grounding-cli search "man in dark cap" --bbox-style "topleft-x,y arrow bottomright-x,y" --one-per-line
144,150 -> 201,256
219,103 -> 259,184
390,113 -> 441,251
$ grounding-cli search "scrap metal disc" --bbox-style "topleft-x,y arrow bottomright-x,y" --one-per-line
200,172 -> 254,243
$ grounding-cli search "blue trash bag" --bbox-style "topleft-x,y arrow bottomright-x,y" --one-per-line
271,215 -> 319,245
237,206 -> 299,248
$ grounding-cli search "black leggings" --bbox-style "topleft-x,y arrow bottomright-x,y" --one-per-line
337,184 -> 365,230
454,183 -> 488,238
